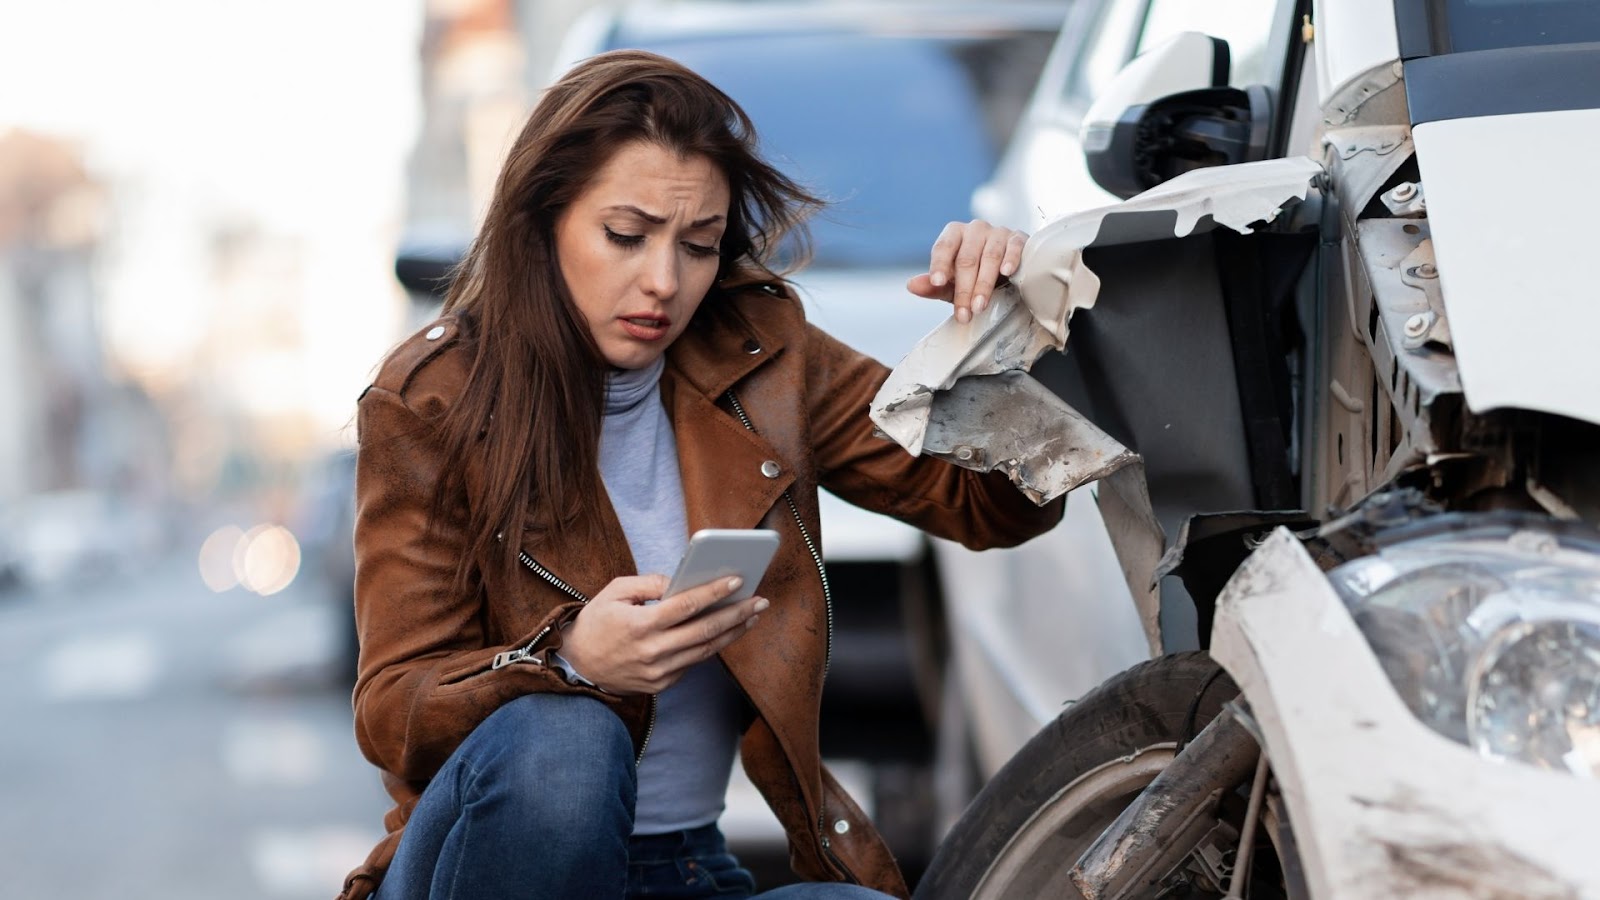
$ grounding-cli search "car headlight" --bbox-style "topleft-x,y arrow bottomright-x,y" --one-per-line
1329,522 -> 1600,778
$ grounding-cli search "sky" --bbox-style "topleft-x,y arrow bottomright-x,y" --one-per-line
0,0 -> 427,440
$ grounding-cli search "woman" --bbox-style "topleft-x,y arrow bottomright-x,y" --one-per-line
341,50 -> 1062,900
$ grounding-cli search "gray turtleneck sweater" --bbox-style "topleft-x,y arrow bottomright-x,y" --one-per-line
582,355 -> 747,835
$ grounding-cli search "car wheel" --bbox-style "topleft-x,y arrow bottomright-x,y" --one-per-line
914,652 -> 1305,900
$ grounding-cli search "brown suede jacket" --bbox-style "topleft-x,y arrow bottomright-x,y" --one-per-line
338,284 -> 1064,900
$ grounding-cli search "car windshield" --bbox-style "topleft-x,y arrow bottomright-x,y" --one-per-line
1433,0 -> 1600,52
615,29 -> 1054,268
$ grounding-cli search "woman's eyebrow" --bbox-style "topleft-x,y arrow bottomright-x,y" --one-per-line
604,205 -> 724,228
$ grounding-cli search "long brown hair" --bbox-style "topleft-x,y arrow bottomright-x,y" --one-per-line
432,50 -> 821,587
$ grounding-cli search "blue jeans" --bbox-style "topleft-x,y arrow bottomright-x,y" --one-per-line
375,693 -> 894,900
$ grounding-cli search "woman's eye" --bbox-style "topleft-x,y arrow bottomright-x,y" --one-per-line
604,226 -> 644,248
683,242 -> 720,259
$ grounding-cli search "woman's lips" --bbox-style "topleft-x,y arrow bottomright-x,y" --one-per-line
618,315 -> 670,341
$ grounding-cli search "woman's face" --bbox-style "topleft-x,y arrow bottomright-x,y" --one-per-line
555,141 -> 731,369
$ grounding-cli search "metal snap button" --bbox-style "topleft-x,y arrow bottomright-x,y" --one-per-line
833,819 -> 850,835
742,338 -> 761,355
760,460 -> 781,478
425,325 -> 446,340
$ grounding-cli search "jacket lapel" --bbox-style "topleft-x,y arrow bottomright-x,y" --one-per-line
666,290 -> 788,399
666,295 -> 796,534
665,378 -> 793,535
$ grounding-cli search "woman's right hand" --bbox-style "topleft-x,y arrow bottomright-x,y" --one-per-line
906,219 -> 1029,324
556,574 -> 767,695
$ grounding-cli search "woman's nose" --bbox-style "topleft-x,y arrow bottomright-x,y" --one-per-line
640,245 -> 678,299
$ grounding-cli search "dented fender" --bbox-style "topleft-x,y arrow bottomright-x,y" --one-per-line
1211,529 -> 1600,898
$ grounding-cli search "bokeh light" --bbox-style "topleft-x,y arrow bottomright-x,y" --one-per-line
198,524 -> 245,592
234,524 -> 302,596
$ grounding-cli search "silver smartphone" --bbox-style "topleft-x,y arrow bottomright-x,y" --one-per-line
663,528 -> 781,615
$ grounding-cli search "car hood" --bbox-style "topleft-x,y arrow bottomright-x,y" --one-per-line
1413,107 -> 1600,426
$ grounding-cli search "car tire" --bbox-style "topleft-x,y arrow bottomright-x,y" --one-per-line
914,651 -> 1304,899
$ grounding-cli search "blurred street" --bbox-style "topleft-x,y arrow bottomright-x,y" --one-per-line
0,552 -> 388,899
0,547 -> 807,898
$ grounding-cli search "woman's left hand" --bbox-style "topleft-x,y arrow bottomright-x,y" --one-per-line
906,220 -> 1029,324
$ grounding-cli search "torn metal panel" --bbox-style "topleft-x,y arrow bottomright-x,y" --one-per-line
869,155 -> 1325,476
870,287 -> 1063,458
1013,156 -> 1325,344
1061,155 -> 1325,245
869,157 -> 1324,655
916,371 -> 1168,656
917,371 -> 1138,505
1095,466 -> 1165,658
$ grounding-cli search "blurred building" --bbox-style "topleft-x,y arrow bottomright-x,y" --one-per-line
401,0 -> 525,310
0,130 -> 97,498
0,130 -> 175,584
0,130 -> 171,502
398,0 -> 599,314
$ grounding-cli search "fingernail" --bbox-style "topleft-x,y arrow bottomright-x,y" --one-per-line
1000,262 -> 1014,277
727,577 -> 743,592
754,597 -> 770,613
931,271 -> 947,287
973,294 -> 986,314
956,307 -> 971,324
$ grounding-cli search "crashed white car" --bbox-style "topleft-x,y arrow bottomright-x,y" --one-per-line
877,0 -> 1600,896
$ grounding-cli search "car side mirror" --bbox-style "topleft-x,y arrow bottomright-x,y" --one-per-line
1082,32 -> 1274,199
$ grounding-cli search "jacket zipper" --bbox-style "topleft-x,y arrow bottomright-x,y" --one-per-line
491,550 -> 658,765
723,388 -> 848,871
723,390 -> 835,681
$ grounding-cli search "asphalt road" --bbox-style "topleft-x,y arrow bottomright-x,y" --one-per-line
0,552 -> 809,899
